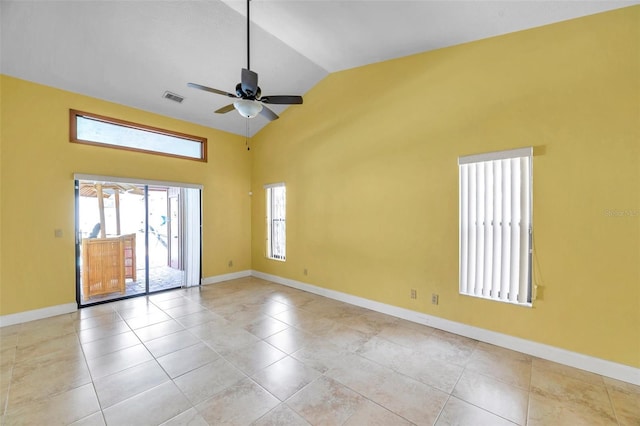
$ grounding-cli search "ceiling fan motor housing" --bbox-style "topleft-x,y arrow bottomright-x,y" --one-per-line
236,83 -> 261,99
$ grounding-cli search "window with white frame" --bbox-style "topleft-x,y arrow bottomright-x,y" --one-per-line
265,183 -> 286,261
458,147 -> 533,305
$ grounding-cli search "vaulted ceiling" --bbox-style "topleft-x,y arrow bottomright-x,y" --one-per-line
2,1 -> 637,136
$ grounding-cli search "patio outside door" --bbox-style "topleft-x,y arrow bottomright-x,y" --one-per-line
75,176 -> 201,307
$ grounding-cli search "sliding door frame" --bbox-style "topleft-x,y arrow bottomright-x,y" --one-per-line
74,173 -> 203,308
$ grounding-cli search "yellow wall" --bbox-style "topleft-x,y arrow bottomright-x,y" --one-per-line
251,7 -> 640,367
0,75 -> 252,315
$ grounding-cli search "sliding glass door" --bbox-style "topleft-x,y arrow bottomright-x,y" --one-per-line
75,176 -> 201,307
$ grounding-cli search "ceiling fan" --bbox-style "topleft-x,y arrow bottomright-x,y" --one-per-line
187,0 -> 303,121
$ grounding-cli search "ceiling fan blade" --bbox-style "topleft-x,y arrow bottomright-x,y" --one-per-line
260,95 -> 303,105
187,82 -> 236,98
214,104 -> 235,114
241,68 -> 258,96
259,105 -> 279,121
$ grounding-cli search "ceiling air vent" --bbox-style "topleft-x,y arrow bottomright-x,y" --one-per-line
163,91 -> 184,103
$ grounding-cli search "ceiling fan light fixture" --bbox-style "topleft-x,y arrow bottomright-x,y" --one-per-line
233,99 -> 263,118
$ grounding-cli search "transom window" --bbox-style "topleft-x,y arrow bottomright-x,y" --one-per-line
265,183 -> 286,261
70,110 -> 207,161
458,147 -> 533,306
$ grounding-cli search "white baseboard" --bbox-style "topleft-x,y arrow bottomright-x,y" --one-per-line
0,303 -> 77,328
251,270 -> 640,386
201,270 -> 252,286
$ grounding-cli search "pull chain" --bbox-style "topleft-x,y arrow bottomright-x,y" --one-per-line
245,119 -> 250,151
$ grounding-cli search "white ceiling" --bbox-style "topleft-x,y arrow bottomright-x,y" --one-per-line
2,1 -> 637,137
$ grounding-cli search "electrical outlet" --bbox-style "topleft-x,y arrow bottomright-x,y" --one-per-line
410,289 -> 417,299
54,229 -> 63,238
303,268 -> 308,276
228,260 -> 233,267
431,293 -> 439,305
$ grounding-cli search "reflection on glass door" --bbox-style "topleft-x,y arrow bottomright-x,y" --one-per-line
76,178 -> 199,306
147,188 -> 184,294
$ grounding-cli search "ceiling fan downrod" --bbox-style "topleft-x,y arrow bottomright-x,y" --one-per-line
246,0 -> 251,71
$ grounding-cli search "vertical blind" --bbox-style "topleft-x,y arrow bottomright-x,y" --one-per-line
458,147 -> 533,305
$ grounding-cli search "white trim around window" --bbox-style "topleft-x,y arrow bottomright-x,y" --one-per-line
265,182 -> 286,261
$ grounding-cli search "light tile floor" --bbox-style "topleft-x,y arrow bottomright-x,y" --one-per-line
1,277 -> 638,425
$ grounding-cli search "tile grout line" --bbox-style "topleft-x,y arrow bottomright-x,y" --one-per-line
525,357 -> 533,426
76,312 -> 116,425
1,336 -> 17,422
603,382 -> 622,426
434,356 -> 468,426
